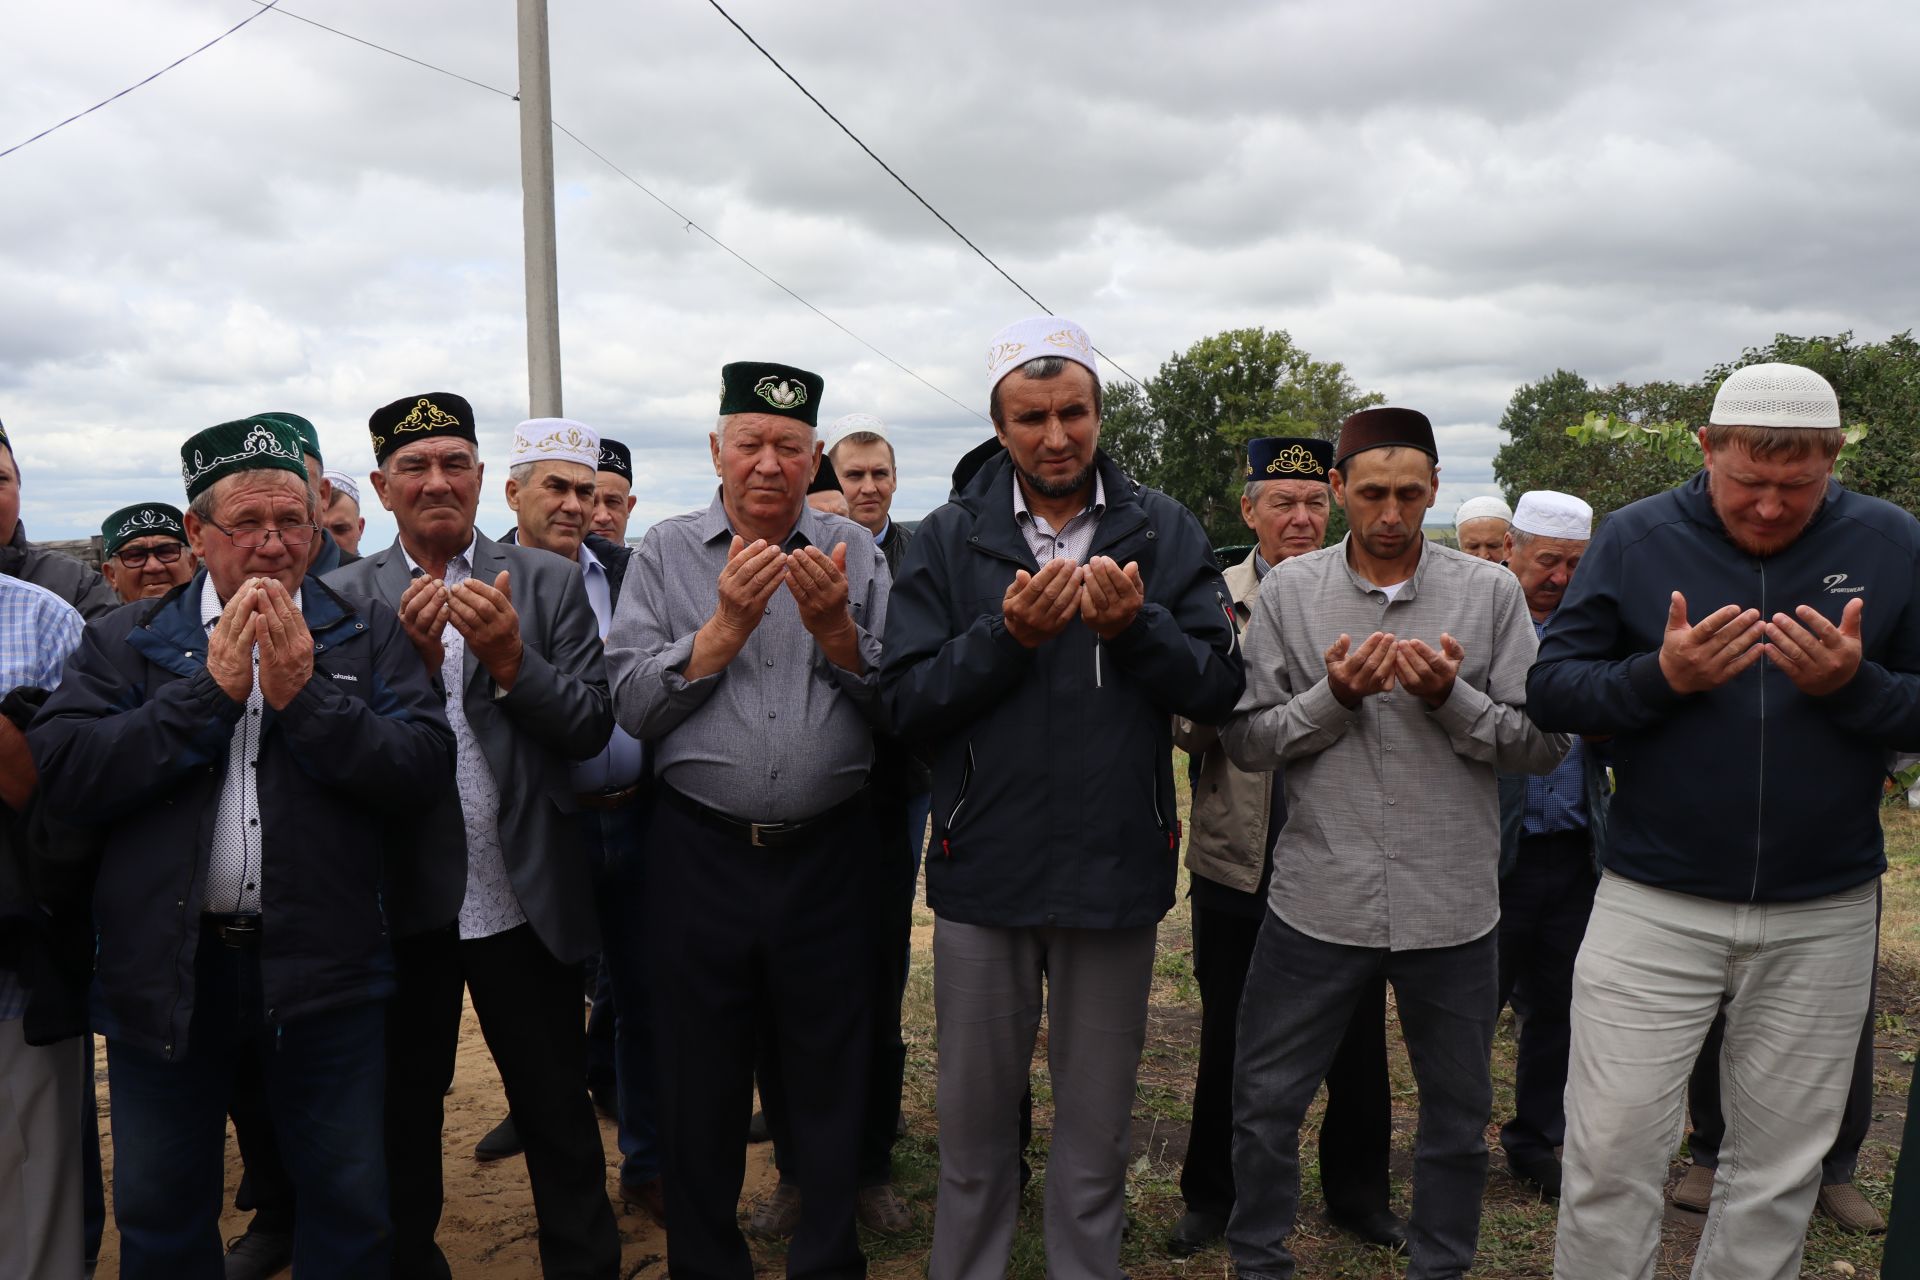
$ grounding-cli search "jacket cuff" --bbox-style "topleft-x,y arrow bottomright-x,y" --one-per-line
274,677 -> 333,730
189,667 -> 248,725
1625,651 -> 1685,713
1820,658 -> 1887,718
986,614 -> 1039,666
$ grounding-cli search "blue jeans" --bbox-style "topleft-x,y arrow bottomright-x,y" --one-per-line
595,802 -> 661,1185
1229,911 -> 1497,1280
105,926 -> 389,1280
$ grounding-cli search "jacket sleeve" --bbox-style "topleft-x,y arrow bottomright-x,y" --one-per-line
71,571 -> 121,623
1101,501 -> 1245,723
271,601 -> 455,808
1527,519 -> 1686,734
27,625 -> 243,825
879,513 -> 1038,744
1219,571 -> 1358,771
493,560 -> 613,760
1814,535 -> 1920,749
605,530 -> 729,741
1171,715 -> 1219,755
1428,572 -> 1570,772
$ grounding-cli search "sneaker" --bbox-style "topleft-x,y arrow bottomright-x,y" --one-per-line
1671,1162 -> 1713,1213
856,1184 -> 913,1235
747,1180 -> 802,1238
1815,1182 -> 1887,1233
223,1226 -> 293,1280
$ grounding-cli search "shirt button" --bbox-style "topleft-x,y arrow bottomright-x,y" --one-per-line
1387,852 -> 1396,860
768,711 -> 777,719
249,818 -> 259,826
1385,797 -> 1395,806
764,607 -> 773,616
770,769 -> 779,779
766,659 -> 774,667
246,882 -> 256,891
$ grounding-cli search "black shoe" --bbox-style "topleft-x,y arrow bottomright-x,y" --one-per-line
474,1114 -> 523,1162
1018,1154 -> 1033,1190
1506,1149 -> 1563,1200
747,1110 -> 771,1143
1166,1208 -> 1227,1256
223,1226 -> 294,1280
1326,1207 -> 1408,1252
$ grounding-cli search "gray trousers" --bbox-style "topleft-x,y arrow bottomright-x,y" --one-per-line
0,1019 -> 85,1280
928,918 -> 1157,1280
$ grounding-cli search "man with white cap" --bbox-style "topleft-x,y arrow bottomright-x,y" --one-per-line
322,471 -> 365,558
1490,490 -> 1606,1201
1453,495 -> 1512,562
882,316 -> 1243,1280
1530,363 -> 1920,1279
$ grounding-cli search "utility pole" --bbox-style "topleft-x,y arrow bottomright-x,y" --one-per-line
517,0 -> 563,417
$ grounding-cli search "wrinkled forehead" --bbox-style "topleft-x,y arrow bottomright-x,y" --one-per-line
831,438 -> 895,472
1457,517 -> 1508,539
1259,478 -> 1329,502
211,470 -> 310,518
524,459 -> 595,487
718,414 -> 817,448
388,436 -> 478,467
1519,533 -> 1589,557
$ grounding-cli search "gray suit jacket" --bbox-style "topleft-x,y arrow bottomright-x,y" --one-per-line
325,531 -> 613,960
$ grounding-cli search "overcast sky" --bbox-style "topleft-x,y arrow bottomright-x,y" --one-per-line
4,0 -> 1916,547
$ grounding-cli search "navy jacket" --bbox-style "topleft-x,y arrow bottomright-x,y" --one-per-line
881,449 -> 1244,929
27,572 -> 453,1057
1528,472 -> 1920,902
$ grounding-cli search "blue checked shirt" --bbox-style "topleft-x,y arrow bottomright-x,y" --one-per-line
0,573 -> 85,1020
1521,616 -> 1589,836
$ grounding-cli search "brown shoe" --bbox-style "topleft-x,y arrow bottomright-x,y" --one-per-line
1815,1182 -> 1887,1234
620,1176 -> 668,1228
747,1180 -> 803,1238
856,1184 -> 913,1235
1672,1163 -> 1714,1213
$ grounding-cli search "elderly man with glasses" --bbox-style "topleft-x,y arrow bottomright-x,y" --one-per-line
98,503 -> 198,605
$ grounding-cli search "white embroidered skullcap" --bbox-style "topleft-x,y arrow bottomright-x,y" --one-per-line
824,413 -> 890,456
323,470 -> 360,505
1709,363 -> 1840,429
510,417 -> 599,470
1454,495 -> 1512,527
986,316 -> 1099,399
1512,490 -> 1593,541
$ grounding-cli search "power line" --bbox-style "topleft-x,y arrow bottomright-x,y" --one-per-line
699,0 -> 1156,396
245,1 -> 984,421
1,0 -> 284,161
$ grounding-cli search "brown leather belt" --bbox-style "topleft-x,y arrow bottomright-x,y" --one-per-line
203,913 -> 263,947
660,785 -> 866,849
575,783 -> 644,812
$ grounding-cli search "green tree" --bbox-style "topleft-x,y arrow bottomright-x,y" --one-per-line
1100,327 -> 1381,547
1491,371 -> 1706,516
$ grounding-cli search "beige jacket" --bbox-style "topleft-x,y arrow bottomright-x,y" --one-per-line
1174,552 -> 1273,894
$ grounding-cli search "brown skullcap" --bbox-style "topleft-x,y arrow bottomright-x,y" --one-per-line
1333,407 -> 1437,467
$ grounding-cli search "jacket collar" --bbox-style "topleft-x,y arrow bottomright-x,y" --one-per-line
1222,551 -> 1260,607
957,449 -> 1146,568
127,569 -> 362,678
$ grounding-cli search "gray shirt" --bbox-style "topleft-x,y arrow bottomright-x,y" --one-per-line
606,490 -> 889,823
1013,471 -> 1106,565
1221,536 -> 1569,950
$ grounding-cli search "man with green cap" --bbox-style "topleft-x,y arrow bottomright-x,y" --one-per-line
28,414 -> 455,1279
0,418 -> 119,619
99,503 -> 197,604
607,360 -> 890,1280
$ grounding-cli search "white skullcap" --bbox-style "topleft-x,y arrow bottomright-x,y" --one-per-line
824,413 -> 889,456
1709,362 -> 1840,429
1512,490 -> 1593,541
510,417 -> 599,470
986,316 -> 1099,398
1454,495 -> 1512,527
323,470 -> 360,505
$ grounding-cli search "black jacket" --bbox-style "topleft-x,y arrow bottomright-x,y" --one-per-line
0,522 -> 119,620
498,529 -> 633,600
1528,472 -> 1920,902
881,449 -> 1244,928
26,572 -> 454,1057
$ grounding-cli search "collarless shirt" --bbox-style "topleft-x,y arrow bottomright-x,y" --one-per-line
1221,536 -> 1570,950
606,490 -> 888,824
1013,472 -> 1106,565
402,538 -> 524,940
200,576 -> 303,915
569,542 -> 647,792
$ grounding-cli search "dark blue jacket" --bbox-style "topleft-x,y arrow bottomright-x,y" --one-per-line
880,449 -> 1244,929
1528,472 -> 1920,903
26,571 -> 454,1058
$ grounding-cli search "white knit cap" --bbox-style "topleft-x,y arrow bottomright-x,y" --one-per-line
1512,490 -> 1593,541
824,413 -> 889,456
510,417 -> 599,469
323,470 -> 360,505
986,316 -> 1099,398
1709,362 -> 1841,429
1454,495 -> 1512,527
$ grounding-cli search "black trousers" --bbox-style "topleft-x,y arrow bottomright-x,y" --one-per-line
763,786 -> 914,1189
1182,900 -> 1392,1221
1686,885 -> 1881,1184
648,792 -> 875,1280
1494,830 -> 1598,1163
230,1051 -> 297,1233
385,923 -> 620,1280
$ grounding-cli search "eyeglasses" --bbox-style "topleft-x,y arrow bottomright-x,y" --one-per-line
115,543 -> 185,569
207,521 -> 318,550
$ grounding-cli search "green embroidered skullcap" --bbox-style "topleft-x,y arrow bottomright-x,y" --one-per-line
256,411 -> 322,463
101,503 -> 187,556
179,417 -> 309,501
719,361 -> 824,428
